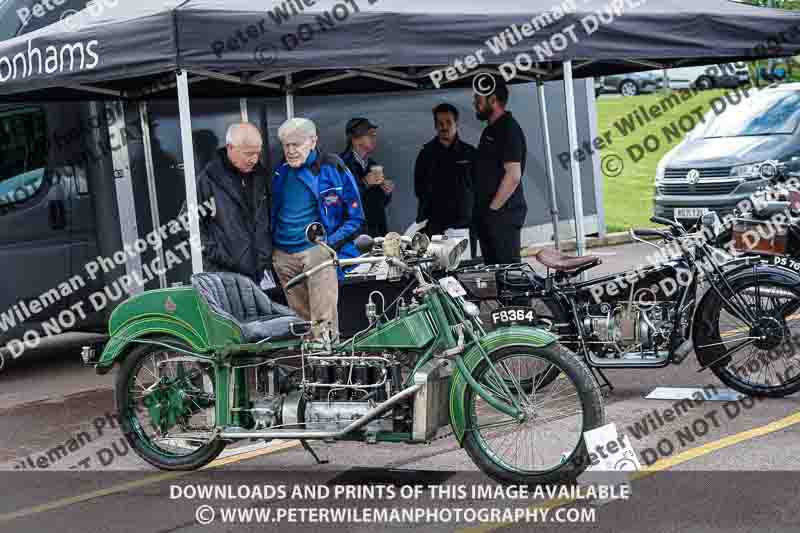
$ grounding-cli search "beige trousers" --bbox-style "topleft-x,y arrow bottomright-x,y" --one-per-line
273,245 -> 339,339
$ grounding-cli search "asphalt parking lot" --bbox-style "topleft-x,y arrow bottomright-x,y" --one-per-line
1,241 -> 799,532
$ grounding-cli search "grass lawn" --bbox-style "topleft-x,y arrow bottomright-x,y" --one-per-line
596,88 -> 733,233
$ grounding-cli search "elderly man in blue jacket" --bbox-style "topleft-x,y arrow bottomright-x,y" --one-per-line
271,117 -> 365,340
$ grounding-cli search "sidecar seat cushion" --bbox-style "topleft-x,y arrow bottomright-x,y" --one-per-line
191,272 -> 303,342
240,315 -> 302,343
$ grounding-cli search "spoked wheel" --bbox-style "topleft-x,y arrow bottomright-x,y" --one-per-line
478,298 -> 563,389
462,343 -> 605,486
115,337 -> 226,470
695,278 -> 800,397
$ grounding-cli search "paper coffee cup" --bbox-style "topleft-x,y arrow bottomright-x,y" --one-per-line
370,165 -> 384,177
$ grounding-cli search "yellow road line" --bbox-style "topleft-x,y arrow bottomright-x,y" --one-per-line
206,439 -> 300,469
0,439 -> 301,523
457,409 -> 800,533
632,410 -> 800,475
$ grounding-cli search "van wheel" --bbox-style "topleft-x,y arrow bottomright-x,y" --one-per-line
696,76 -> 714,90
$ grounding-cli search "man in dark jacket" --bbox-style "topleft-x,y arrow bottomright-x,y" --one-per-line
414,103 -> 477,237
194,122 -> 272,283
340,117 -> 394,237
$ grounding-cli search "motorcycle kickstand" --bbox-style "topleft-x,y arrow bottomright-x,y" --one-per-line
589,367 -> 614,395
300,439 -> 329,465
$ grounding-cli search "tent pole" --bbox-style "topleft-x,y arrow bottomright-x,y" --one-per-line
285,74 -> 294,118
584,78 -> 606,240
240,98 -> 249,121
176,69 -> 204,275
536,79 -> 561,251
104,100 -> 144,295
138,100 -> 167,289
563,60 -> 586,265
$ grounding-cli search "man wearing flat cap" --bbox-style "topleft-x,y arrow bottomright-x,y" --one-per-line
340,117 -> 394,237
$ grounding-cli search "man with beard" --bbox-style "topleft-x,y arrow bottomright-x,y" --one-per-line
472,75 -> 528,265
414,103 -> 476,237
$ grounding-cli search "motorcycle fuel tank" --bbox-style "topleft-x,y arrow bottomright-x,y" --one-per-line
577,260 -> 690,306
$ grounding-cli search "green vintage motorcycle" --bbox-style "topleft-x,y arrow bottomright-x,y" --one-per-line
83,225 -> 604,486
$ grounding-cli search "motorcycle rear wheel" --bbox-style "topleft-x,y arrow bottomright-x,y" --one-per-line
115,337 -> 226,470
694,278 -> 800,398
462,343 -> 605,486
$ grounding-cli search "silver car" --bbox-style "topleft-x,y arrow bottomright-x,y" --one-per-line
597,72 -> 661,96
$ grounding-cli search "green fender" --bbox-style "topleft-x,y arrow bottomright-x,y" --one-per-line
96,287 -> 241,372
448,326 -> 558,445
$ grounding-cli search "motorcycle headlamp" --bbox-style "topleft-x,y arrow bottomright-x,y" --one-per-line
427,237 -> 468,271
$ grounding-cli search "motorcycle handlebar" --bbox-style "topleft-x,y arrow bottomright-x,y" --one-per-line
632,228 -> 671,239
284,256 -> 404,291
285,272 -> 308,290
650,216 -> 677,227
649,216 -> 687,236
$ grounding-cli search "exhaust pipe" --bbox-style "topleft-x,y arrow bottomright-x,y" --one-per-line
741,287 -> 797,299
219,383 -> 423,440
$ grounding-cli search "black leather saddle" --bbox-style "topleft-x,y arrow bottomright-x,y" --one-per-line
191,272 -> 309,343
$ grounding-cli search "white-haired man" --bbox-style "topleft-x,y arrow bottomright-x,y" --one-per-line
192,122 -> 272,283
272,117 -> 365,340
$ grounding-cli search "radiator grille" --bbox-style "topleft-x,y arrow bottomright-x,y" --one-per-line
663,167 -> 733,179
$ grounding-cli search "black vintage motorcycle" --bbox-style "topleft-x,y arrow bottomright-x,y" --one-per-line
713,160 -> 800,258
457,214 -> 800,398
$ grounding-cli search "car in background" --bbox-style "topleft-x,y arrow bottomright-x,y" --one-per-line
656,63 -> 751,90
653,83 -> 800,225
597,71 -> 661,96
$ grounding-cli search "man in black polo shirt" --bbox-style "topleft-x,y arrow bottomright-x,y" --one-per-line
472,75 -> 528,265
414,103 -> 476,237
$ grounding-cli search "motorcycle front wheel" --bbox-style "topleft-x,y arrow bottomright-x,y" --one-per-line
115,337 -> 226,470
462,343 -> 605,486
479,297 -> 565,390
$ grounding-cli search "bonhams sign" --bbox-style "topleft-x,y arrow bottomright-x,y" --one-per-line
0,39 -> 100,83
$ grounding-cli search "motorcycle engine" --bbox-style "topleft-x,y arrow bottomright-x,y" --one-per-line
243,354 -> 402,434
302,356 -> 397,433
582,301 -> 674,356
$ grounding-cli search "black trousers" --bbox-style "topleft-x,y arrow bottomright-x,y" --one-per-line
475,212 -> 522,265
